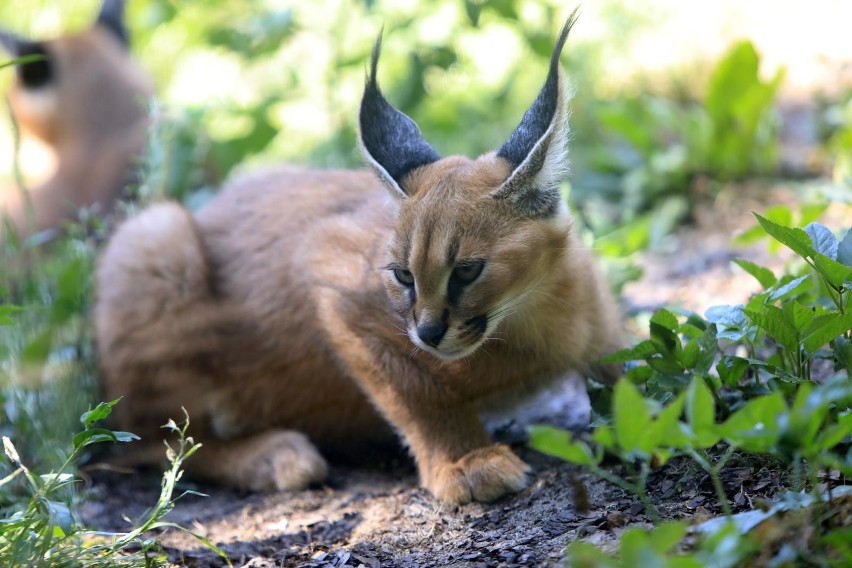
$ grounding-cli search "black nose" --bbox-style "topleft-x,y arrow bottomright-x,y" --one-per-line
416,323 -> 448,348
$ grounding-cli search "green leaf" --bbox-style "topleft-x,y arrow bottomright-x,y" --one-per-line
614,381 -> 652,458
647,522 -> 690,553
592,424 -> 616,449
647,354 -> 685,375
815,410 -> 852,452
806,223 -> 839,259
754,213 -> 815,259
650,309 -> 681,356
620,523 -> 697,567
600,340 -> 658,364
801,312 -> 852,354
782,300 -> 815,333
565,542 -> 616,567
736,205 -> 792,246
766,275 -> 811,303
721,393 -> 787,453
73,428 -> 138,449
784,382 -> 824,452
80,399 -> 121,428
527,425 -> 596,466
837,228 -> 852,267
45,500 -> 74,538
812,252 -> 852,289
705,304 -> 747,327
651,308 -> 680,331
686,378 -> 719,448
680,339 -> 699,369
52,257 -> 89,324
833,336 -> 852,373
732,258 -> 776,288
647,393 -> 689,451
716,356 -> 750,387
696,325 -> 720,374
743,305 -> 798,352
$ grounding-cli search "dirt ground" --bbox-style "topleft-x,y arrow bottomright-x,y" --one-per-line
78,180 -> 852,568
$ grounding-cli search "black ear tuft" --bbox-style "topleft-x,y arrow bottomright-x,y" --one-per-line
491,8 -> 578,218
359,32 -> 440,198
15,41 -> 53,90
96,0 -> 129,47
496,8 -> 577,170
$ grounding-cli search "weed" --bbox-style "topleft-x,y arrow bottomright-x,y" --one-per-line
0,401 -> 230,567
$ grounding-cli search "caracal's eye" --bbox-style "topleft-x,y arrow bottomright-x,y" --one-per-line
394,268 -> 415,286
453,261 -> 484,284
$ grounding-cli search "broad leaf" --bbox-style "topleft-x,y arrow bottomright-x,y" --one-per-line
805,222 -> 838,259
680,339 -> 699,369
705,304 -> 747,327
782,300 -> 815,333
801,312 -> 852,354
766,275 -> 810,303
716,355 -> 750,387
80,399 -> 121,428
732,258 -> 776,288
721,392 -> 787,453
812,252 -> 852,289
743,305 -> 798,352
650,308 -> 679,331
833,336 -> 852,374
837,228 -> 852,267
527,425 -> 596,466
815,410 -> 852,452
686,378 -> 719,447
614,380 -> 652,458
647,392 -> 689,451
754,213 -> 815,259
600,340 -> 658,364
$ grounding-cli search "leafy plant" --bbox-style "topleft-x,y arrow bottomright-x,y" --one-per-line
0,401 -> 230,567
585,40 -> 784,224
533,214 -> 852,564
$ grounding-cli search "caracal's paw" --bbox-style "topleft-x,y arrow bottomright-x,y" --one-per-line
231,430 -> 328,492
427,444 -> 531,505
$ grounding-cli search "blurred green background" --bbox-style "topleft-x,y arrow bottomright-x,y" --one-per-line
2,0 -> 851,232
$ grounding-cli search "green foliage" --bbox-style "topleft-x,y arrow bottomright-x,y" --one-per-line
0,402 -> 229,567
566,522 -> 699,568
585,40 -> 784,225
533,214 -> 852,564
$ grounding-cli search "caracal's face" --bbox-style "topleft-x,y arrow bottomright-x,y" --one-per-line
381,155 -> 570,361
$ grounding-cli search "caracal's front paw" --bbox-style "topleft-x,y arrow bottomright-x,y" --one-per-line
231,430 -> 328,492
426,444 -> 531,505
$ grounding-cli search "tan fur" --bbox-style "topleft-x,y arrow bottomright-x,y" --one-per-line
96,25 -> 622,504
96,159 -> 621,503
1,24 -> 152,240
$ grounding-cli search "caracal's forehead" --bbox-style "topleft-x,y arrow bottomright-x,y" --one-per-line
389,155 -> 516,271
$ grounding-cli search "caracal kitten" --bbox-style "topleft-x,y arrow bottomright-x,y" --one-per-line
0,0 -> 152,241
95,11 -> 622,504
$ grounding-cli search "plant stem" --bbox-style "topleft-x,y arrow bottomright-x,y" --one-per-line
792,453 -> 803,492
687,447 -> 734,517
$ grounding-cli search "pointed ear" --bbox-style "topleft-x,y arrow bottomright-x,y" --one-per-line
358,33 -> 440,199
95,0 -> 129,48
491,9 -> 579,218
